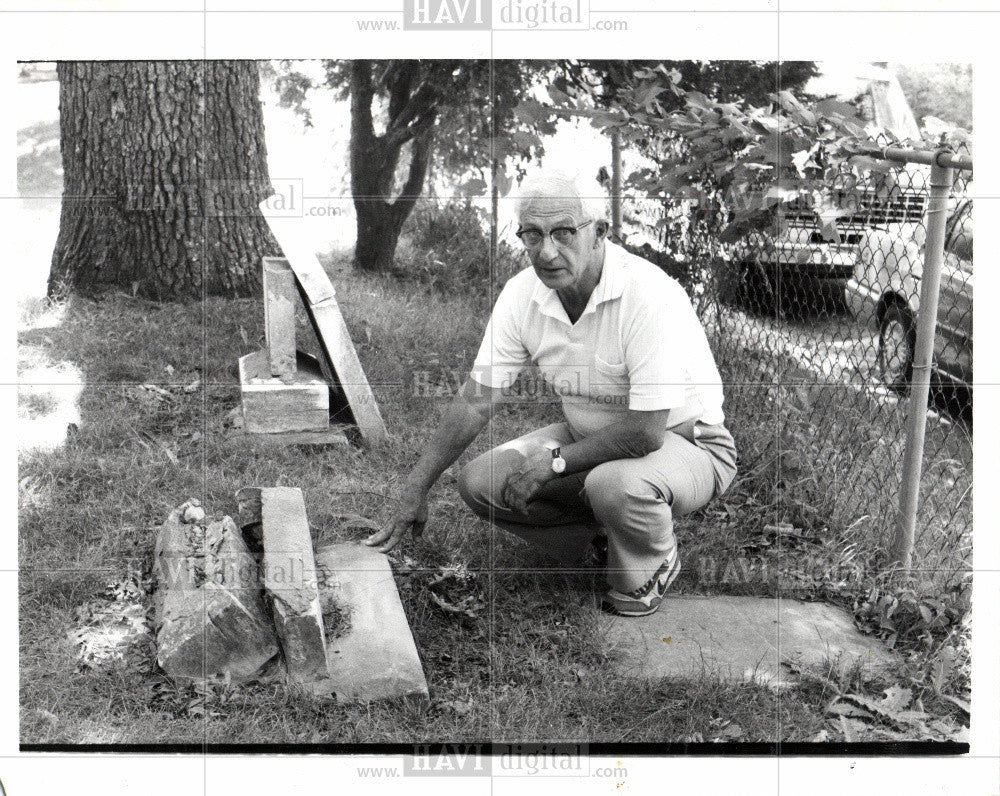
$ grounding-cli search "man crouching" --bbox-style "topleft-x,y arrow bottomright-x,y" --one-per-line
366,169 -> 737,616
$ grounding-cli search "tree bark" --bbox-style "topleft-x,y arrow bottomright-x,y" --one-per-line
349,60 -> 436,272
49,61 -> 278,300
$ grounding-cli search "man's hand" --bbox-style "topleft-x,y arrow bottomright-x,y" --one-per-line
365,486 -> 428,553
501,446 -> 557,514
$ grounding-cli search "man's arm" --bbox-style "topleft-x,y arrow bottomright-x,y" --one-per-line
501,407 -> 672,513
365,378 -> 497,552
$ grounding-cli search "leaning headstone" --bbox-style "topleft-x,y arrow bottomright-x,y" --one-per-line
260,205 -> 389,447
153,501 -> 279,681
259,487 -> 330,682
601,595 -> 900,688
310,542 -> 429,703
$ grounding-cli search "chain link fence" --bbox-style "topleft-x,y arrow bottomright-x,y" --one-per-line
619,142 -> 972,593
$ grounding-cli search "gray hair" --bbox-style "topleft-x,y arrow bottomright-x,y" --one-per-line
515,169 -> 610,224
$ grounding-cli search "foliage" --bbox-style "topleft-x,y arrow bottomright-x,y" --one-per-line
524,61 -> 971,277
556,60 -> 819,112
894,62 -> 973,130
396,200 -> 524,294
263,60 -> 555,271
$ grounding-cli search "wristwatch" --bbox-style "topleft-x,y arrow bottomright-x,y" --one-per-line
550,447 -> 567,474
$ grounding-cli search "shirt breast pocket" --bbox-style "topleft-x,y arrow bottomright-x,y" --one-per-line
593,355 -> 628,378
591,355 -> 630,405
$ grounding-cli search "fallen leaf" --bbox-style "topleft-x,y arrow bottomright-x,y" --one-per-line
827,700 -> 872,720
439,698 -> 473,716
937,693 -> 970,715
428,590 -> 482,620
330,512 -> 382,536
721,723 -> 744,739
879,684 -> 913,714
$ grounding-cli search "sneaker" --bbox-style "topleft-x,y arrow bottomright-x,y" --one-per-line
601,553 -> 681,617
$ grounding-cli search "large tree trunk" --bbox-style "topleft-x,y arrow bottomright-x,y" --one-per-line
49,61 -> 277,300
349,60 -> 434,272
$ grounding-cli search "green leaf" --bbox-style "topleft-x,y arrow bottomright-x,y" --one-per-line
547,86 -> 571,106
516,98 -> 550,125
814,98 -> 859,120
496,170 -> 514,198
633,81 -> 666,113
510,129 -> 541,150
459,178 -> 488,196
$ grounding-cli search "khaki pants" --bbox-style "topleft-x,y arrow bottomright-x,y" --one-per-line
457,421 -> 737,593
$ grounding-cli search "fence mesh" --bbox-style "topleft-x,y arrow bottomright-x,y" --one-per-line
620,142 -> 972,593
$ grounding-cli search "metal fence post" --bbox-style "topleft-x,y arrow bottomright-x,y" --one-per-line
890,152 -> 954,571
611,129 -> 622,240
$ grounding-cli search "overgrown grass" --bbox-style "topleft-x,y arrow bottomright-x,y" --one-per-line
18,252 -> 970,745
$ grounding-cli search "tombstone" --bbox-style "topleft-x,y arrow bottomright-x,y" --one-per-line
248,204 -> 389,448
601,595 -> 901,689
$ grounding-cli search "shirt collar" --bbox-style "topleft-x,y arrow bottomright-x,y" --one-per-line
529,242 -> 627,322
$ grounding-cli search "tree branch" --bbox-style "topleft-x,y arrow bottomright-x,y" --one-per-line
387,62 -> 417,123
384,80 -> 440,148
350,60 -> 376,146
391,127 -> 433,223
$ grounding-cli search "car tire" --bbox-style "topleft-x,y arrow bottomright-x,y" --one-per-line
740,260 -> 775,315
878,303 -> 915,393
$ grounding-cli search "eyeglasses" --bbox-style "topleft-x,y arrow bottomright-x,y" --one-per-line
515,220 -> 592,248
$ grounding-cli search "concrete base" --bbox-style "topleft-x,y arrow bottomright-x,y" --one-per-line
309,542 -> 429,703
601,596 -> 899,688
239,349 -> 330,434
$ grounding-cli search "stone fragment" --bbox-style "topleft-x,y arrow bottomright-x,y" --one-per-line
182,502 -> 206,524
153,502 -> 278,681
260,487 -> 330,682
310,542 -> 428,703
601,595 -> 900,689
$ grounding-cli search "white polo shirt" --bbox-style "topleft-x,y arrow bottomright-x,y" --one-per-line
470,242 -> 726,440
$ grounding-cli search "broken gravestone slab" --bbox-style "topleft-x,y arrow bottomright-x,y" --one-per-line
258,487 -> 331,682
600,595 -> 900,689
309,542 -> 429,703
153,501 -> 279,681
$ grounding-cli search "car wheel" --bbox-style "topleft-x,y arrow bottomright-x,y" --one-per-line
878,303 -> 915,393
740,260 -> 775,314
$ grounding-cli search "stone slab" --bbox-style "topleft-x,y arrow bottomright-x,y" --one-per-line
258,220 -> 337,306
310,542 -> 429,703
260,487 -> 330,682
153,504 -> 278,681
263,257 -> 298,377
306,300 -> 389,447
601,596 -> 900,688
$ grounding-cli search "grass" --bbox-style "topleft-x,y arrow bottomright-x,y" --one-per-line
17,249 -> 971,746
